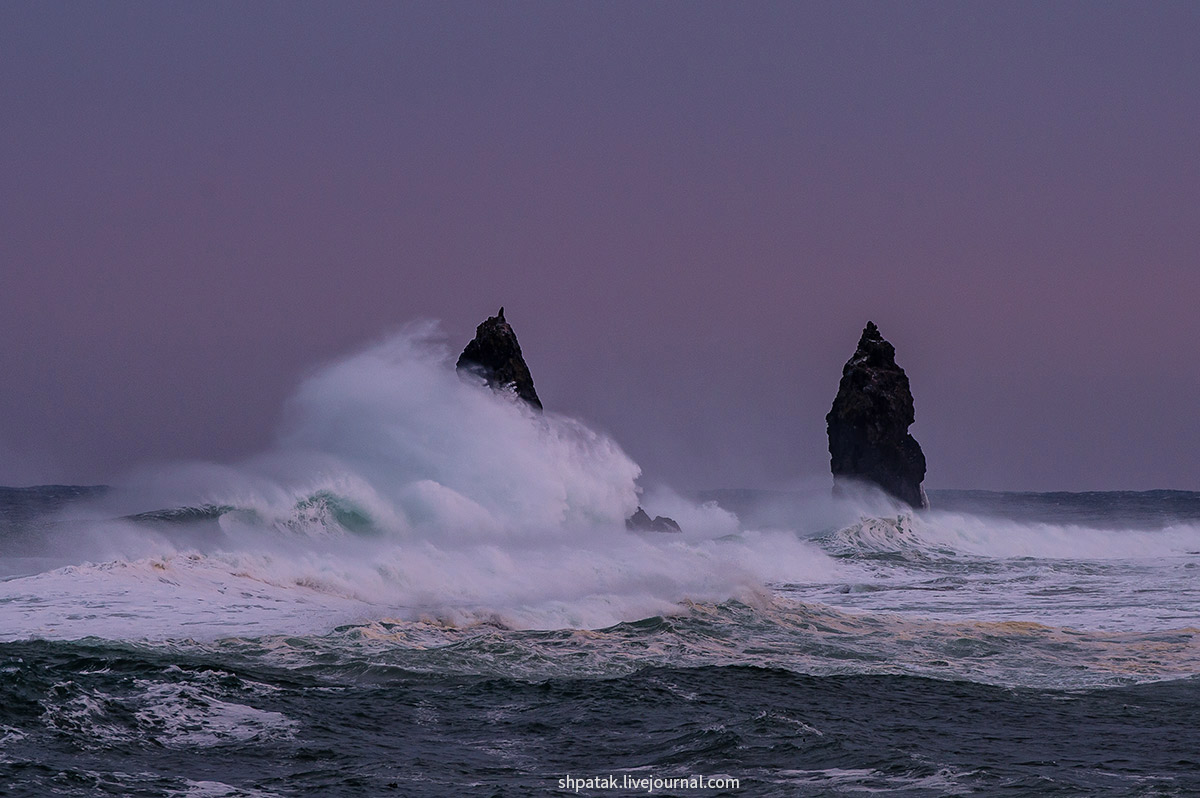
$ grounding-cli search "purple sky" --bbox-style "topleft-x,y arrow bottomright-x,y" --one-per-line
2,2 -> 1198,491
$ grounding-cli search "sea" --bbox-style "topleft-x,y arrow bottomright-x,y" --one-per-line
1,329 -> 1197,797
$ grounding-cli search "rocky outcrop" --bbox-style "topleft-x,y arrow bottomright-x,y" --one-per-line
456,307 -> 543,410
826,321 -> 928,509
625,507 -> 682,533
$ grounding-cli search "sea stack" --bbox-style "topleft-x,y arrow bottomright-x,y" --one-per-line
826,321 -> 928,509
456,307 -> 543,410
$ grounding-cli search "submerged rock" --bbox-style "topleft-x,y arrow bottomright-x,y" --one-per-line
625,506 -> 682,533
456,307 -> 543,410
826,321 -> 928,509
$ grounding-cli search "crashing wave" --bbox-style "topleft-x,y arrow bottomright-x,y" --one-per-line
821,514 -> 958,560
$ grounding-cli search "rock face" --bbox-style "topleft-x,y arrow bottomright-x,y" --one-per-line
456,307 -> 543,410
625,507 -> 682,533
826,321 -> 928,509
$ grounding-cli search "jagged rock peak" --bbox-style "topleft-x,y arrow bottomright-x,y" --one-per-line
846,321 -> 897,371
625,506 -> 682,533
826,321 -> 928,509
456,307 -> 543,410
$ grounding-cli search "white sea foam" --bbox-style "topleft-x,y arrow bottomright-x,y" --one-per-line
817,508 -> 1200,562
0,524 -> 845,639
787,511 -> 1200,633
771,767 -> 976,796
0,725 -> 26,745
134,680 -> 297,748
912,509 -> 1200,560
39,671 -> 296,756
168,781 -> 284,798
0,325 -> 845,639
2,325 -> 1198,650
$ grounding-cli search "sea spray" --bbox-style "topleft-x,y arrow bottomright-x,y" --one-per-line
276,322 -> 642,533
5,325 -> 1196,650
0,325 -> 845,638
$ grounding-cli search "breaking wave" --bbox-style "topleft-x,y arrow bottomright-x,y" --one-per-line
1,324 -> 1197,690
0,325 -> 844,638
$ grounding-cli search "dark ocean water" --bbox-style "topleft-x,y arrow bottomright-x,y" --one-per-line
1,485 -> 1198,796
3,639 -> 1198,798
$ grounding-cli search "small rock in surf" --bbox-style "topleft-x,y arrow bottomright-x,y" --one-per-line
625,506 -> 682,533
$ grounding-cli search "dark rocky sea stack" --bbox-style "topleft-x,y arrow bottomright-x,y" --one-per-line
625,507 -> 682,533
826,321 -> 928,509
456,307 -> 543,410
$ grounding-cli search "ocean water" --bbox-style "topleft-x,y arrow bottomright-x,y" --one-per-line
1,329 -> 1197,797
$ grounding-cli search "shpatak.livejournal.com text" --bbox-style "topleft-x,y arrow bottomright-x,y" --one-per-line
558,774 -> 740,793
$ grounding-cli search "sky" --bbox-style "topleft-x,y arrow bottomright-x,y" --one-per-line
1,2 -> 1198,492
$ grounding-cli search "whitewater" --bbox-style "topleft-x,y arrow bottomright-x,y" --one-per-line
1,325 -> 1197,796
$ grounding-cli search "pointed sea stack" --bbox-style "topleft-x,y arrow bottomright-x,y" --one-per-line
826,321 -> 928,508
457,307 -> 543,410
